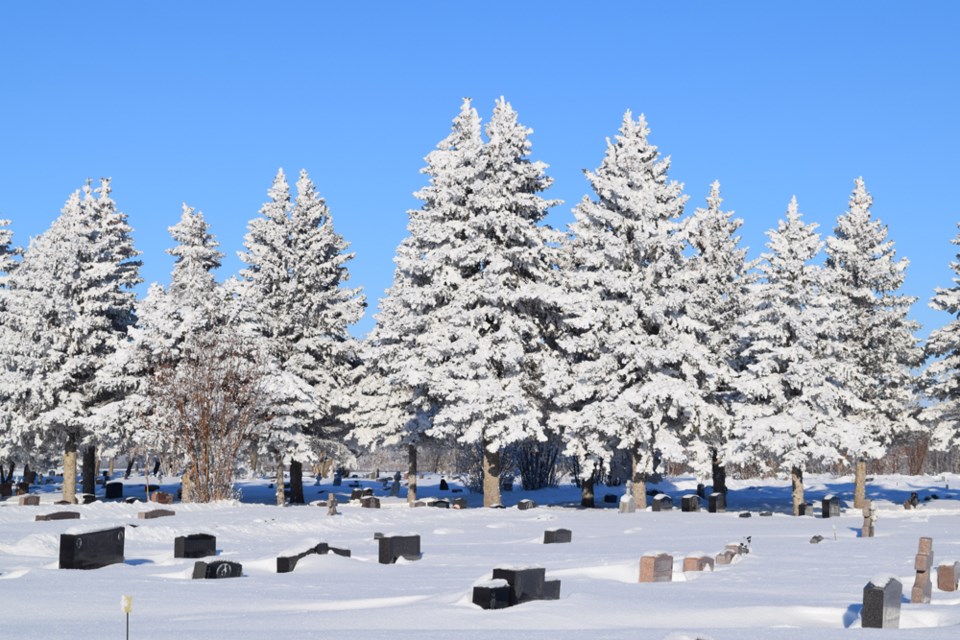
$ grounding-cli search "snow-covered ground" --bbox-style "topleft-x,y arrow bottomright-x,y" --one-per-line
3,471 -> 960,639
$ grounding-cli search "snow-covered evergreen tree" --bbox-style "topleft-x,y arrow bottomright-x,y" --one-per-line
824,178 -> 921,506
733,198 -> 862,515
556,111 -> 718,507
682,182 -> 754,494
923,222 -> 960,450
0,218 -> 23,469
350,99 -> 484,504
0,180 -> 140,502
238,169 -> 364,504
422,98 -> 565,507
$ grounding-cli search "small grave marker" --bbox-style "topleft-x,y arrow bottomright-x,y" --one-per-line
377,534 -> 421,564
150,491 -> 174,505
822,495 -> 840,518
862,576 -> 902,629
652,494 -> 672,512
708,492 -> 726,513
36,511 -> 80,522
492,566 -> 546,603
439,478 -> 449,491
681,495 -> 700,512
543,528 -> 572,544
361,496 -> 381,509
104,482 -> 123,500
937,562 -> 960,592
682,555 -> 714,572
517,499 -> 537,510
472,579 -> 512,610
861,500 -> 876,538
639,553 -> 673,582
192,560 -> 242,579
138,509 -> 175,520
18,494 -> 39,506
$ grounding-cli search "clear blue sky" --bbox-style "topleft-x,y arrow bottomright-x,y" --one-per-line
1,2 -> 958,338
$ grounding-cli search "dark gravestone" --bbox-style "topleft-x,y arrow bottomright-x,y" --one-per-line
452,497 -> 468,509
822,495 -> 840,518
0,482 -> 10,497
439,478 -> 449,491
759,511 -> 773,517
502,478 -> 514,492
412,500 -> 426,508
708,492 -> 726,513
16,482 -> 30,496
542,579 -> 561,600
681,495 -> 700,512
378,534 -> 421,564
192,560 -> 242,579
430,500 -> 450,509
36,511 -> 80,521
174,534 -> 216,559
81,494 -> 97,504
696,483 -> 706,498
104,482 -> 123,500
910,492 -> 920,508
517,499 -> 537,510
361,487 -> 374,497
328,546 -> 351,558
862,577 -> 902,629
738,512 -> 752,518
492,566 -> 545,604
603,494 -> 617,504
138,509 -> 175,520
18,494 -> 39,506
798,502 -> 812,516
59,527 -> 125,569
652,494 -> 672,512
543,528 -> 572,544
361,496 -> 381,509
350,488 -> 363,501
472,579 -> 512,609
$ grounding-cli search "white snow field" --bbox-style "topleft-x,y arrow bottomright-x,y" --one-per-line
3,472 -> 960,639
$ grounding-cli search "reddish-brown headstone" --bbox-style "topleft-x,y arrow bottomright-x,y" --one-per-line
639,553 -> 673,582
937,562 -> 960,592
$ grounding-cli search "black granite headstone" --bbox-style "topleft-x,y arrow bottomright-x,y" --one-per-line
104,482 -> 123,500
708,492 -> 726,513
517,499 -> 537,510
652,494 -> 672,512
472,580 -> 511,609
492,567 -> 545,604
377,534 -> 421,564
603,494 -> 617,504
59,527 -> 125,569
350,488 -> 363,501
543,528 -> 572,544
192,560 -> 242,579
439,478 -> 449,491
862,577 -> 902,629
174,534 -> 216,558
681,495 -> 700,512
822,495 -> 840,518
542,579 -> 561,600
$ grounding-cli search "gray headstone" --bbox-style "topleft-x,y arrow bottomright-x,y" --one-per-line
862,577 -> 901,629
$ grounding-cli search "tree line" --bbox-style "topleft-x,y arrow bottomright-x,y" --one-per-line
0,98 -> 956,511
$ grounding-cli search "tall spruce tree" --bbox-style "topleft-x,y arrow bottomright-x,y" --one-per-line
824,178 -> 921,506
558,112 -> 717,507
351,99 -> 484,504
923,222 -> 960,449
0,218 -> 22,476
424,98 -> 565,507
733,198 -> 862,515
1,180 -> 140,502
238,169 -> 364,505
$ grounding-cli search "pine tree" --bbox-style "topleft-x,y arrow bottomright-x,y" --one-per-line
824,178 -> 921,506
733,198 -> 861,515
923,222 -> 960,450
0,218 -> 22,475
682,182 -> 754,494
424,98 -> 565,507
1,180 -> 140,502
238,169 -> 364,505
558,112 -> 716,507
350,99 -> 484,504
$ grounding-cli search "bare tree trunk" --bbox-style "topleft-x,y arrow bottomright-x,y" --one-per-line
274,453 -> 285,507
124,457 -> 134,479
407,444 -> 418,505
249,440 -> 259,477
581,473 -> 595,508
482,439 -> 502,508
711,448 -> 727,495
631,448 -> 648,509
63,434 -> 78,504
181,464 -> 194,503
791,466 -> 804,516
289,459 -> 304,504
854,458 -> 867,508
81,444 -> 96,495
108,457 -> 115,478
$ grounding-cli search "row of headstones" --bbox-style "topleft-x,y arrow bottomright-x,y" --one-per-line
639,542 -> 748,583
862,537 -> 960,629
622,493 -> 727,514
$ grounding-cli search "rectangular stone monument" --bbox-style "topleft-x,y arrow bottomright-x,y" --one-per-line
472,579 -> 512,609
430,499 -> 450,508
452,497 -> 468,509
192,560 -> 242,579
150,491 -> 174,505
104,482 -> 123,500
18,494 -> 39,506
174,534 -> 216,559
543,528 -> 572,544
350,488 -> 363,501
715,549 -> 737,565
682,555 -> 714,572
938,562 -> 960,592
59,527 -> 125,569
652,494 -> 672,512
517,499 -> 537,510
681,495 -> 700,512
708,492 -> 726,513
911,537 -> 934,604
542,579 -> 561,600
361,496 -> 381,509
822,495 -> 840,518
378,534 -> 421,564
619,494 -> 637,514
862,576 -> 902,629
138,509 -> 175,520
861,500 -> 876,538
36,511 -> 80,521
639,553 -> 673,582
492,566 -> 546,604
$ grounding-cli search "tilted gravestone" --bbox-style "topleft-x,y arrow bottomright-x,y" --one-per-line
192,560 -> 242,579
639,553 -> 673,582
59,527 -> 125,569
938,562 -> 960,592
822,495 -> 840,518
681,495 -> 700,512
682,555 -> 714,572
138,509 -> 175,520
517,499 -> 537,511
911,537 -> 934,603
492,566 -> 546,604
36,511 -> 80,522
377,534 -> 421,564
862,576 -> 902,629
104,482 -> 123,500
472,579 -> 512,609
708,492 -> 726,513
651,494 -> 672,512
174,534 -> 216,559
543,528 -> 572,544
